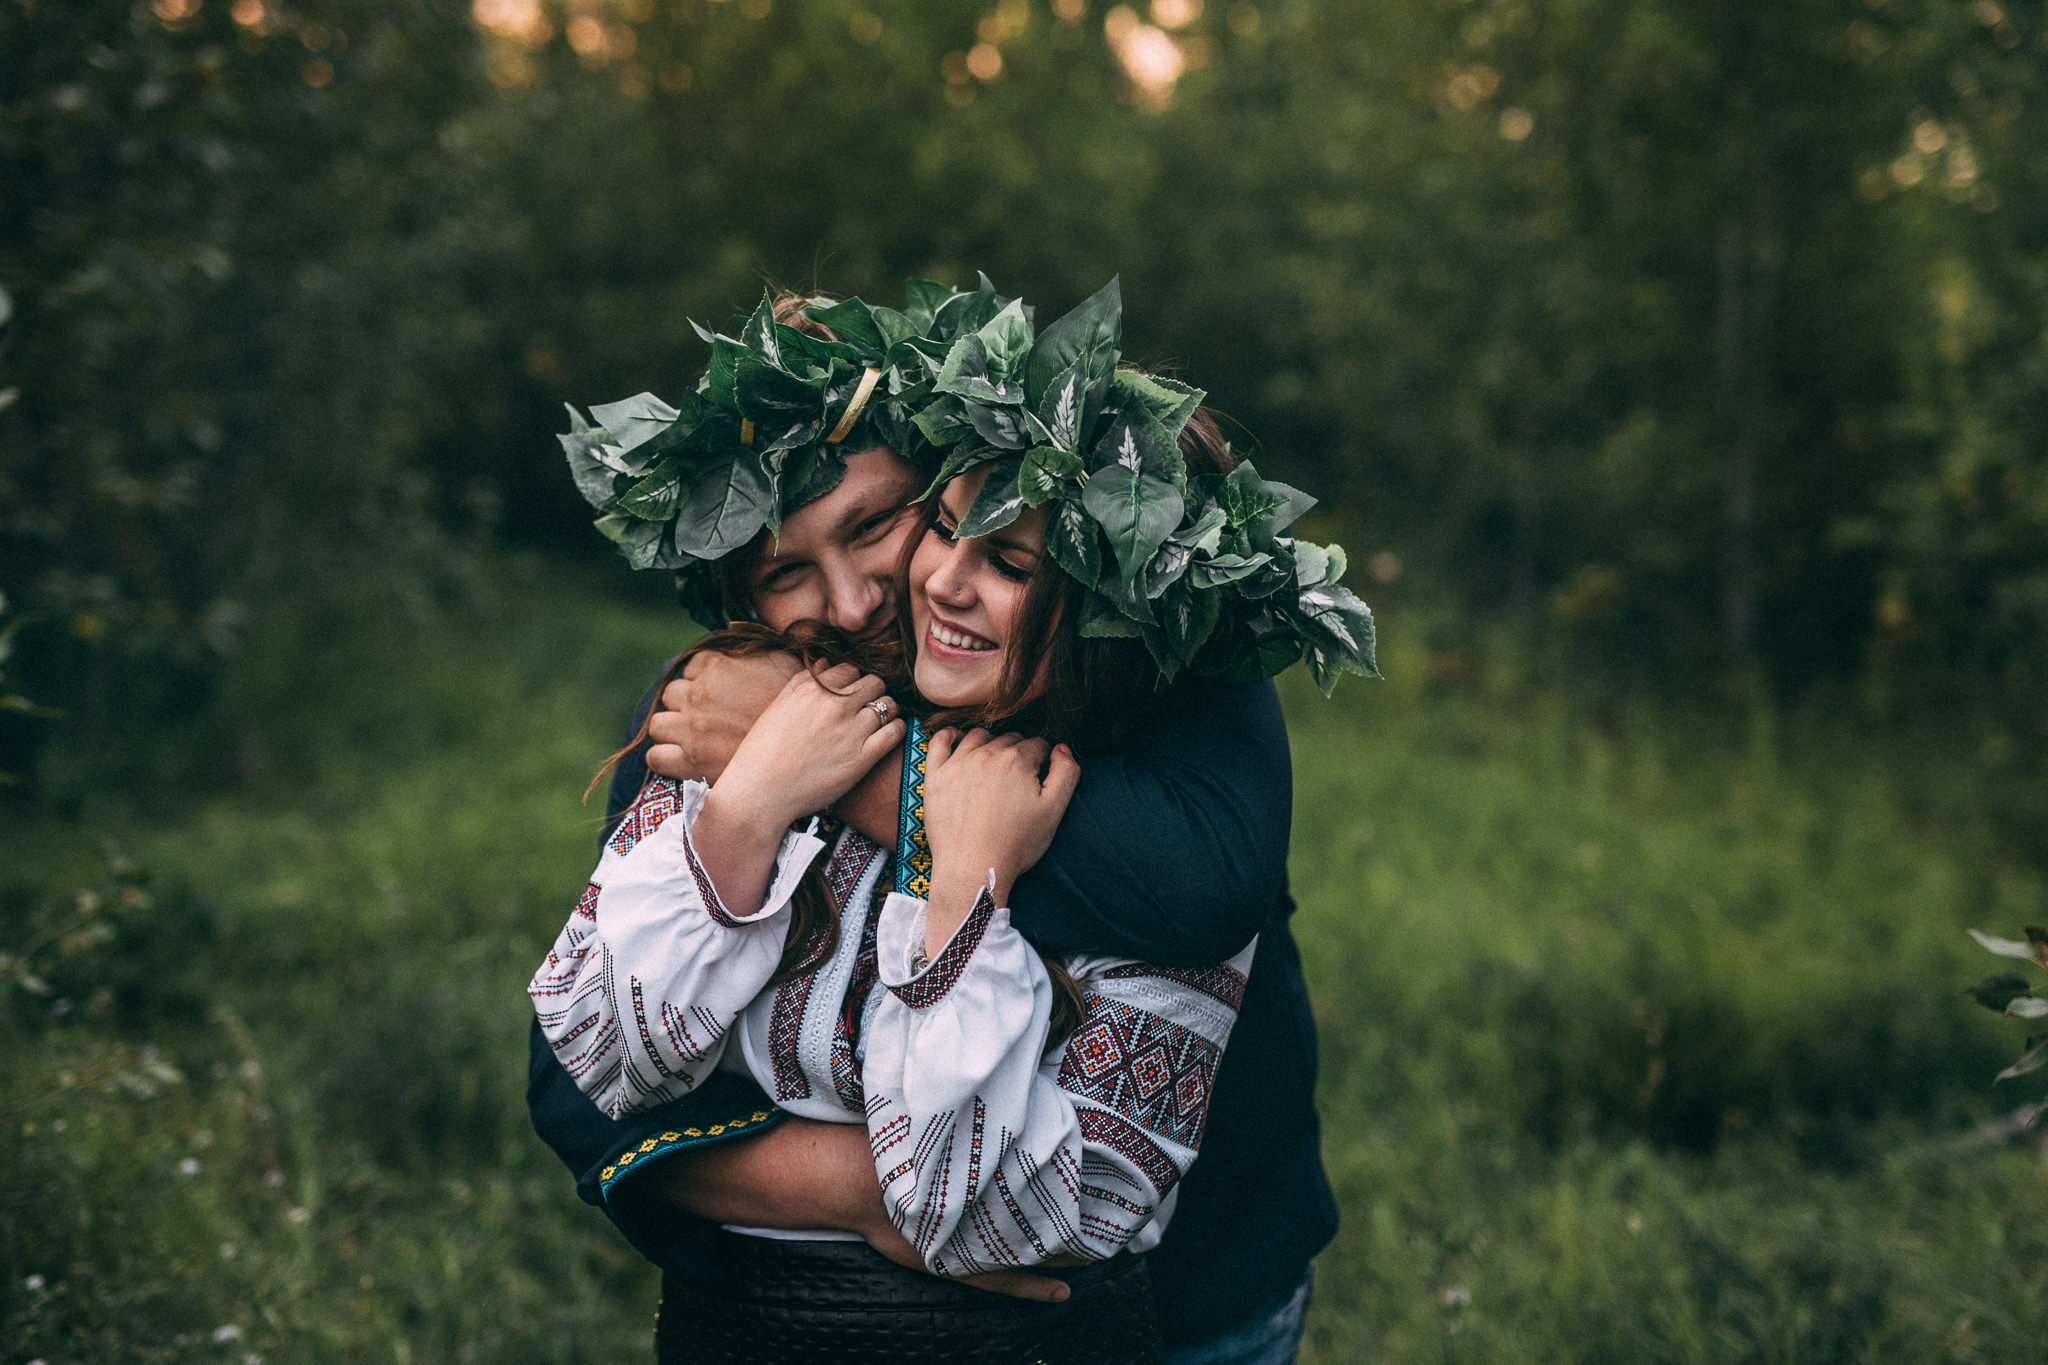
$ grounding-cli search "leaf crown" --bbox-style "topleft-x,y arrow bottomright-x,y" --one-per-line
907,277 -> 1379,694
561,276 -> 1025,625
563,274 -> 1379,693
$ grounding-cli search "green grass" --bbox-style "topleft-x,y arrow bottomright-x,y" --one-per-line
4,569 -> 2045,1362
1285,629 -> 2048,1362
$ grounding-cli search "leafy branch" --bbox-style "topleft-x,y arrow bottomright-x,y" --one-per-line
1963,926 -> 2048,1086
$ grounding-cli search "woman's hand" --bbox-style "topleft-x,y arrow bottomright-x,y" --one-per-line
709,663 -> 904,830
688,665 -> 904,918
919,729 -> 1079,956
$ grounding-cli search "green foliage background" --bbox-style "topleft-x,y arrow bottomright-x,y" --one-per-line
5,0 -> 2048,1359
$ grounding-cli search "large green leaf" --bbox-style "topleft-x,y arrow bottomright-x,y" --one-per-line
869,305 -> 921,352
1190,551 -> 1272,590
935,336 -> 1025,407
935,273 -> 1005,337
1140,542 -> 1193,598
734,354 -> 823,423
671,455 -> 774,559
1965,972 -> 2035,1012
1096,563 -> 1157,624
802,298 -> 885,359
913,395 -> 975,447
966,399 -> 1033,450
1293,582 -> 1380,679
976,298 -> 1035,384
958,460 -> 1027,538
1110,369 -> 1204,440
918,445 -> 1002,501
1020,444 -> 1083,507
1159,581 -> 1221,662
1046,501 -> 1103,589
1172,504 -> 1228,555
1996,1033 -> 2048,1083
1970,929 -> 2044,962
594,512 -> 665,569
590,392 -> 680,456
781,448 -> 846,510
901,277 -> 956,331
740,290 -> 781,367
1025,277 -> 1121,411
704,337 -> 747,409
1091,408 -> 1183,489
616,457 -> 689,521
1079,592 -> 1141,638
1036,359 -> 1086,451
1294,541 -> 1332,590
775,326 -> 863,379
1083,463 -> 1182,585
561,406 -> 620,508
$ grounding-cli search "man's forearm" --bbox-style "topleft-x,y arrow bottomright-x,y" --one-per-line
649,1117 -> 883,1232
833,738 -> 903,847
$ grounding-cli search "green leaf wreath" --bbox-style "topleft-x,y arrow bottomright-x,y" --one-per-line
561,276 -> 1020,624
564,275 -> 1380,694
901,277 -> 1379,693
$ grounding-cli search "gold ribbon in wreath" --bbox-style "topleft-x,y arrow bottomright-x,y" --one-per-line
825,367 -> 883,444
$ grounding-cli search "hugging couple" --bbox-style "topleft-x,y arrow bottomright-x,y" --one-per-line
527,277 -> 1376,1364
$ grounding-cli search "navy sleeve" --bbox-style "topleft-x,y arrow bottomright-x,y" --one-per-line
1007,678 -> 1292,965
525,668 -> 780,1278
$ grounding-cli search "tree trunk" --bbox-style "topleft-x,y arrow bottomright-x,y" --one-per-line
1715,159 -> 1778,665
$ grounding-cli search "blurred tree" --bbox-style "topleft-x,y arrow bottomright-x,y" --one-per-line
3,0 -> 2044,802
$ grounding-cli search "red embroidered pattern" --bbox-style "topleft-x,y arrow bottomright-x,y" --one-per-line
629,978 -> 676,1079
830,881 -> 888,1110
656,1001 -> 721,1066
1059,997 -> 1221,1149
1100,961 -> 1248,1012
889,887 -> 995,1010
765,974 -> 814,1101
606,778 -> 683,857
679,813 -> 746,928
1077,1108 -> 1180,1197
826,829 -> 884,905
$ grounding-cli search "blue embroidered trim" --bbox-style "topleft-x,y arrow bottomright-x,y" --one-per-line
895,715 -> 932,898
597,1106 -> 784,1203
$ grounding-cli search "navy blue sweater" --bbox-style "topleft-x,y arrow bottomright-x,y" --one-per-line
526,676 -> 1336,1349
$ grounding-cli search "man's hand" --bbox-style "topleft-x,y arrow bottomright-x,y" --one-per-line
644,651 -> 801,783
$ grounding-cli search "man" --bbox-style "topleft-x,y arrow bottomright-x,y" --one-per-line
534,283 -> 1337,1360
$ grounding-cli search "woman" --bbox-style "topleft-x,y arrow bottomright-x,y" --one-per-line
534,279 -> 1376,1362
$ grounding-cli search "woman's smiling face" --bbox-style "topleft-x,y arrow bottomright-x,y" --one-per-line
908,468 -> 1049,709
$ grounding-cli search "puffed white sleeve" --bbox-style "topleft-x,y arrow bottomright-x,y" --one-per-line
860,884 -> 1256,1275
528,776 -> 825,1119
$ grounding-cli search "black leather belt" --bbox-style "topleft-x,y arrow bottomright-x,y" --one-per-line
655,1233 -> 1162,1364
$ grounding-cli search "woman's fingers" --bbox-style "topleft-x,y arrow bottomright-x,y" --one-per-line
952,728 -> 994,756
925,727 -> 958,767
1041,743 -> 1081,808
840,671 -> 888,705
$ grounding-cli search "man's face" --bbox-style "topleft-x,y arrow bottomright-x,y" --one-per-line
746,446 -> 923,637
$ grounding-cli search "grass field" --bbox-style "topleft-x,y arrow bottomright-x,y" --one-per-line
4,567 -> 2045,1362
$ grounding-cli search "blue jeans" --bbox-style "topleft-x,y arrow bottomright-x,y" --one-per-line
1163,1271 -> 1313,1365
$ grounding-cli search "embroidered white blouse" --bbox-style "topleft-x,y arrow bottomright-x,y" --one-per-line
530,775 -> 1256,1276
